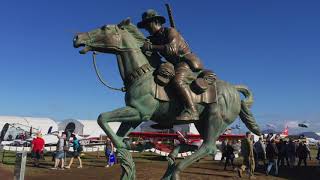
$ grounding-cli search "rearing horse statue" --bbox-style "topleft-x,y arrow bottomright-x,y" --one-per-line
73,18 -> 261,180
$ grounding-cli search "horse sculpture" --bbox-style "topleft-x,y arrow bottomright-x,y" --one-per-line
73,18 -> 261,180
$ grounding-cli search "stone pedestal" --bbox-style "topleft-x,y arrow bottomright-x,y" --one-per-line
14,151 -> 27,180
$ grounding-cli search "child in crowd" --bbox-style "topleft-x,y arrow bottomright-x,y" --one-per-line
105,137 -> 115,167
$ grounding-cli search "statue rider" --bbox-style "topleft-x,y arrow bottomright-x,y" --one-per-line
137,9 -> 204,121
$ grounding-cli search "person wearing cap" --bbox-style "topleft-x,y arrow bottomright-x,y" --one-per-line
238,132 -> 255,179
137,9 -> 204,122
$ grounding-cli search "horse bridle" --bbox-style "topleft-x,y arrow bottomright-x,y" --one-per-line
89,25 -> 151,92
92,51 -> 126,92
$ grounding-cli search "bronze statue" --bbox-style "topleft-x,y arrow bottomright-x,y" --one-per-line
73,6 -> 261,180
138,9 -> 204,121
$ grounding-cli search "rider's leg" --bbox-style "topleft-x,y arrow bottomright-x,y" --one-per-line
173,63 -> 198,121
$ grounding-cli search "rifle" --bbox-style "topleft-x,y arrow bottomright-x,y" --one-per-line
165,3 -> 176,29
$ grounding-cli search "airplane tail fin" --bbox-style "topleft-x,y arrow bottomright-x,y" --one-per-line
282,126 -> 288,136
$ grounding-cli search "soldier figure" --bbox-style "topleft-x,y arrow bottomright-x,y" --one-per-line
137,9 -> 204,121
238,132 -> 255,179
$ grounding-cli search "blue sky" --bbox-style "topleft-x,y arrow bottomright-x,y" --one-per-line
0,0 -> 319,133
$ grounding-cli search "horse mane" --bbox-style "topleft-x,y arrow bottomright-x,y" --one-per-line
122,23 -> 146,46
120,20 -> 162,67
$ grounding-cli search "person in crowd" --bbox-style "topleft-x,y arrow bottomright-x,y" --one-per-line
51,133 -> 66,170
224,141 -> 235,170
220,140 -> 227,163
284,140 -> 290,166
31,132 -> 45,167
266,133 -> 273,142
287,139 -> 296,167
279,140 -> 290,167
276,139 -> 284,167
254,137 -> 266,169
296,141 -> 308,167
107,151 -> 116,167
316,141 -> 320,165
238,132 -> 255,179
105,137 -> 115,167
266,139 -> 279,176
65,136 -> 83,169
305,143 -> 311,160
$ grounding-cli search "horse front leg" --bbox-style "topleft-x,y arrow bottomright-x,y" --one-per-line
98,106 -> 142,180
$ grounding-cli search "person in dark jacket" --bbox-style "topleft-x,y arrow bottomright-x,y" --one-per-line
296,141 -> 308,167
220,140 -> 227,163
280,140 -> 290,167
224,141 -> 235,170
254,137 -> 266,169
276,139 -> 288,167
266,139 -> 279,176
287,139 -> 296,167
316,142 -> 320,165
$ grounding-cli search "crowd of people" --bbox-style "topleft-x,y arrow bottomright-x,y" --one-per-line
27,130 -> 320,178
220,131 -> 320,179
30,132 -> 115,170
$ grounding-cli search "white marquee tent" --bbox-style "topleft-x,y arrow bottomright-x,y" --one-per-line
58,119 -> 121,137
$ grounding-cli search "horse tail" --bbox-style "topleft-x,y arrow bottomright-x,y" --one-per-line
235,85 -> 261,136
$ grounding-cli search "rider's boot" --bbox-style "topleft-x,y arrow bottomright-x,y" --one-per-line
176,87 -> 199,121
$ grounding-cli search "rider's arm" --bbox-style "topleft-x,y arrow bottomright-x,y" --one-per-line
151,28 -> 180,56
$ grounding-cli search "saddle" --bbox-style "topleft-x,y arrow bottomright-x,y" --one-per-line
154,63 -> 217,104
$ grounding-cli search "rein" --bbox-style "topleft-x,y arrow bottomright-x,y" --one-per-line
92,51 -> 126,92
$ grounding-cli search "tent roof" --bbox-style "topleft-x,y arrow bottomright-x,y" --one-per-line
79,120 -> 120,137
58,119 -> 120,137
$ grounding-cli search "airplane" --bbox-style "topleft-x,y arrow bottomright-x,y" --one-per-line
298,123 -> 309,128
0,123 -> 39,146
0,123 -> 87,147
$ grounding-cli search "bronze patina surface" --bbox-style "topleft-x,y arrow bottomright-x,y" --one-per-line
73,11 -> 261,180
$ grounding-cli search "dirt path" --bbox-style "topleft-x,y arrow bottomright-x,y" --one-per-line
1,152 -> 319,180
24,157 -> 319,180
0,166 -> 13,180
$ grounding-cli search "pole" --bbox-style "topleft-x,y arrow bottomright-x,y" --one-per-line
1,149 -> 5,163
14,151 -> 27,180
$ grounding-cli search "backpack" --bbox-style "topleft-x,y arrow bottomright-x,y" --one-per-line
77,145 -> 83,152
